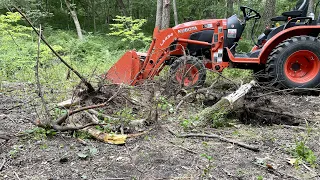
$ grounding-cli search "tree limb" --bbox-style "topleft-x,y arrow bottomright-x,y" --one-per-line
14,6 -> 95,93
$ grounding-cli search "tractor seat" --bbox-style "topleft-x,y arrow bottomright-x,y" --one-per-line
271,0 -> 309,21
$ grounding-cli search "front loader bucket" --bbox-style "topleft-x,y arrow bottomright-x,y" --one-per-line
104,50 -> 142,85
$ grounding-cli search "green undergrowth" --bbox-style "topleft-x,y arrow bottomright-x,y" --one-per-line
0,12 -> 149,93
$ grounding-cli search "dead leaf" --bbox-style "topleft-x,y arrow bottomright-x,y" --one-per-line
287,158 -> 297,165
266,164 -> 274,170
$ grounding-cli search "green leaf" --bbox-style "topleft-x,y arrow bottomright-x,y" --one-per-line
77,153 -> 88,159
89,147 -> 98,155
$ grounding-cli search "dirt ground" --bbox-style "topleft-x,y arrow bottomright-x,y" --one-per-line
0,82 -> 320,180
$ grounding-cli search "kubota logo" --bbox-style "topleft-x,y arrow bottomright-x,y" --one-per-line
178,26 -> 197,34
160,33 -> 173,46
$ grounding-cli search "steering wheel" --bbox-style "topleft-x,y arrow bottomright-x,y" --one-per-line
240,6 -> 261,21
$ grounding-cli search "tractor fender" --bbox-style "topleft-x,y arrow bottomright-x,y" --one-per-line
258,26 -> 320,64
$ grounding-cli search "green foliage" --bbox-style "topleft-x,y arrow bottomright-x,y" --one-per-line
200,153 -> 214,177
292,141 -> 317,168
108,16 -> 151,48
211,110 -> 230,128
157,96 -> 174,113
24,127 -> 57,140
257,175 -> 264,180
73,131 -> 93,140
77,146 -> 98,159
9,145 -> 22,158
0,12 -> 32,36
180,116 -> 199,130
116,107 -> 136,120
290,126 -> 318,168
53,108 -> 68,118
222,68 -> 253,82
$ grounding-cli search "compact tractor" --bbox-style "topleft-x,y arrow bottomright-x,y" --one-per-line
105,0 -> 320,88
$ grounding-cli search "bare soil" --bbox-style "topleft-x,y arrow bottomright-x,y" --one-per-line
0,82 -> 320,180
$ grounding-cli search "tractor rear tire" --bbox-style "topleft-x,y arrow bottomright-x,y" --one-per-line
266,36 -> 320,88
169,56 -> 206,88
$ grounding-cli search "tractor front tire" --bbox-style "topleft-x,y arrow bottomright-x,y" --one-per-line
169,56 -> 206,88
266,36 -> 320,88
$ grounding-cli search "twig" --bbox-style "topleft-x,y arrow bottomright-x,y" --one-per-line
302,163 -> 314,172
127,128 -> 153,138
167,139 -> 198,154
35,24 -> 51,122
0,156 -> 6,171
309,174 -> 320,179
278,125 -> 313,131
175,79 -> 219,112
84,111 -> 100,124
14,6 -> 95,93
88,109 -> 118,121
77,138 -> 88,146
14,172 -> 21,180
53,122 -> 100,132
168,129 -> 259,152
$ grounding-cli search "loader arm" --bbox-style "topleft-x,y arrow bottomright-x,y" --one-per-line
105,28 -> 179,85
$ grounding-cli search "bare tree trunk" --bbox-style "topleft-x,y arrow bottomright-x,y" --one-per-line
263,0 -> 276,28
172,0 -> 178,26
92,0 -> 96,33
117,0 -> 128,16
307,0 -> 314,15
226,0 -> 234,18
161,0 -> 171,29
65,0 -> 84,40
155,0 -> 163,28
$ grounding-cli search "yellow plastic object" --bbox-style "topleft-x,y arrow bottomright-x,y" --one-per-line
103,134 -> 128,145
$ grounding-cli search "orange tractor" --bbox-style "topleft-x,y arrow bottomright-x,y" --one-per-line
105,0 -> 320,88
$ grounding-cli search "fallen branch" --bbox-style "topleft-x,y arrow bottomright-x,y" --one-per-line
168,129 -> 259,152
167,140 -> 198,154
14,6 -> 95,93
175,79 -> 220,112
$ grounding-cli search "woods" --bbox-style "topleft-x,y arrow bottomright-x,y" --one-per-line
1,0 -> 320,179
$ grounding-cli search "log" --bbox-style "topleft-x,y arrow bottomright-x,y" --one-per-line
196,80 -> 256,124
